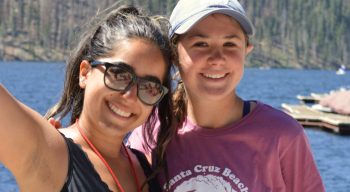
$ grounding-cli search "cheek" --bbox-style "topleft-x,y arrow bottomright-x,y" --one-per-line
177,44 -> 195,67
83,86 -> 103,113
178,63 -> 193,84
178,51 -> 198,78
84,75 -> 106,101
228,51 -> 246,67
144,107 -> 153,117
179,49 -> 205,68
138,107 -> 154,124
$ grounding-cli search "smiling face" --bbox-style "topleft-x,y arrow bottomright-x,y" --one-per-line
176,13 -> 253,103
80,38 -> 166,135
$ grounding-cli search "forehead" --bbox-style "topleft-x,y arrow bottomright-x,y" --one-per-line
182,13 -> 245,39
99,38 -> 167,80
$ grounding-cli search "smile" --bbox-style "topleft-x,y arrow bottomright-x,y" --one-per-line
202,73 -> 226,79
108,102 -> 132,118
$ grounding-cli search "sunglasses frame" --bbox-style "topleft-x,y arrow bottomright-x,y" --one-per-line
90,60 -> 168,106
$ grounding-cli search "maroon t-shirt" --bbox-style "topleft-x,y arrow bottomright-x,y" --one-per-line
128,102 -> 325,192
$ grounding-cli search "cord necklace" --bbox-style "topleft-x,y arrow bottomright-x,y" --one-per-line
76,119 -> 141,192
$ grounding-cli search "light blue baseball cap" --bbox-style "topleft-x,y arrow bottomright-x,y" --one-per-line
169,0 -> 255,38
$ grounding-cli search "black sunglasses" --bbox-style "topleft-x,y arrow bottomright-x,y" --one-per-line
90,61 -> 168,106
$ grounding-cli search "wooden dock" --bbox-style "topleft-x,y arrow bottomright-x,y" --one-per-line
282,103 -> 350,134
296,93 -> 327,104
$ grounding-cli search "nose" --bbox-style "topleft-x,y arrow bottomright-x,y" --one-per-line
208,48 -> 225,65
122,83 -> 138,102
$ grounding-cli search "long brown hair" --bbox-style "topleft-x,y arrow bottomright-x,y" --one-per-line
44,4 -> 174,188
170,34 -> 187,128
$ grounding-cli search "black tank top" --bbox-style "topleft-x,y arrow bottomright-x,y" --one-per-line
60,135 -> 160,192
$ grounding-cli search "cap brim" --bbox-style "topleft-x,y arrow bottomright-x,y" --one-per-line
173,8 -> 254,37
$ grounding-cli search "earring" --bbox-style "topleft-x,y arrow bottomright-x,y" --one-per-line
79,77 -> 85,83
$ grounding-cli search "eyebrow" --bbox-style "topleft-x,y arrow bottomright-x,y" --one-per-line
186,33 -> 242,40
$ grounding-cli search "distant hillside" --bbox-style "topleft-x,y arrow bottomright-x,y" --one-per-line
0,0 -> 349,69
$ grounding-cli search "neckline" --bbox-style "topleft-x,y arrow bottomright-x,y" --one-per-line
76,119 -> 141,192
181,101 -> 262,136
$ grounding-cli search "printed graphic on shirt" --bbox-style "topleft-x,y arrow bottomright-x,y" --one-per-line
163,164 -> 249,192
174,174 -> 236,192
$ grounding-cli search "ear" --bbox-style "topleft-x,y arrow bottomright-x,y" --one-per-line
79,60 -> 91,88
245,43 -> 254,55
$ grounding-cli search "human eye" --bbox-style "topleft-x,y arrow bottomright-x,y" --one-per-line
223,42 -> 237,47
193,41 -> 208,48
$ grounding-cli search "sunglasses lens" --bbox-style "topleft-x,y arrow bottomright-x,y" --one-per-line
105,66 -> 132,91
102,63 -> 166,105
138,80 -> 164,105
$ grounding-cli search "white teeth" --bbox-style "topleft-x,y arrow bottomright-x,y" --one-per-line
108,103 -> 132,118
203,74 -> 225,79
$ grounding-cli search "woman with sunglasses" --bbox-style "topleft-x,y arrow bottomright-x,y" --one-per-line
128,0 -> 326,191
0,5 -> 173,192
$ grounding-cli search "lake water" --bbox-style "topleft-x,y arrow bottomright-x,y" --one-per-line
0,61 -> 349,192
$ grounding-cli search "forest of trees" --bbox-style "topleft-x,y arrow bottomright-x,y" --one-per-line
0,0 -> 349,69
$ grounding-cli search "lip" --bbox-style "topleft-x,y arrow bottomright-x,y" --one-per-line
107,101 -> 133,118
201,73 -> 228,80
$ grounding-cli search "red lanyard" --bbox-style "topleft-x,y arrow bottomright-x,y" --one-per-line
76,119 -> 141,192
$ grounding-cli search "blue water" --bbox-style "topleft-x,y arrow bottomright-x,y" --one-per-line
0,61 -> 349,192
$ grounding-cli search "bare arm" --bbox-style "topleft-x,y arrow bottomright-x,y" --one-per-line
0,84 -> 68,190
320,90 -> 350,115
